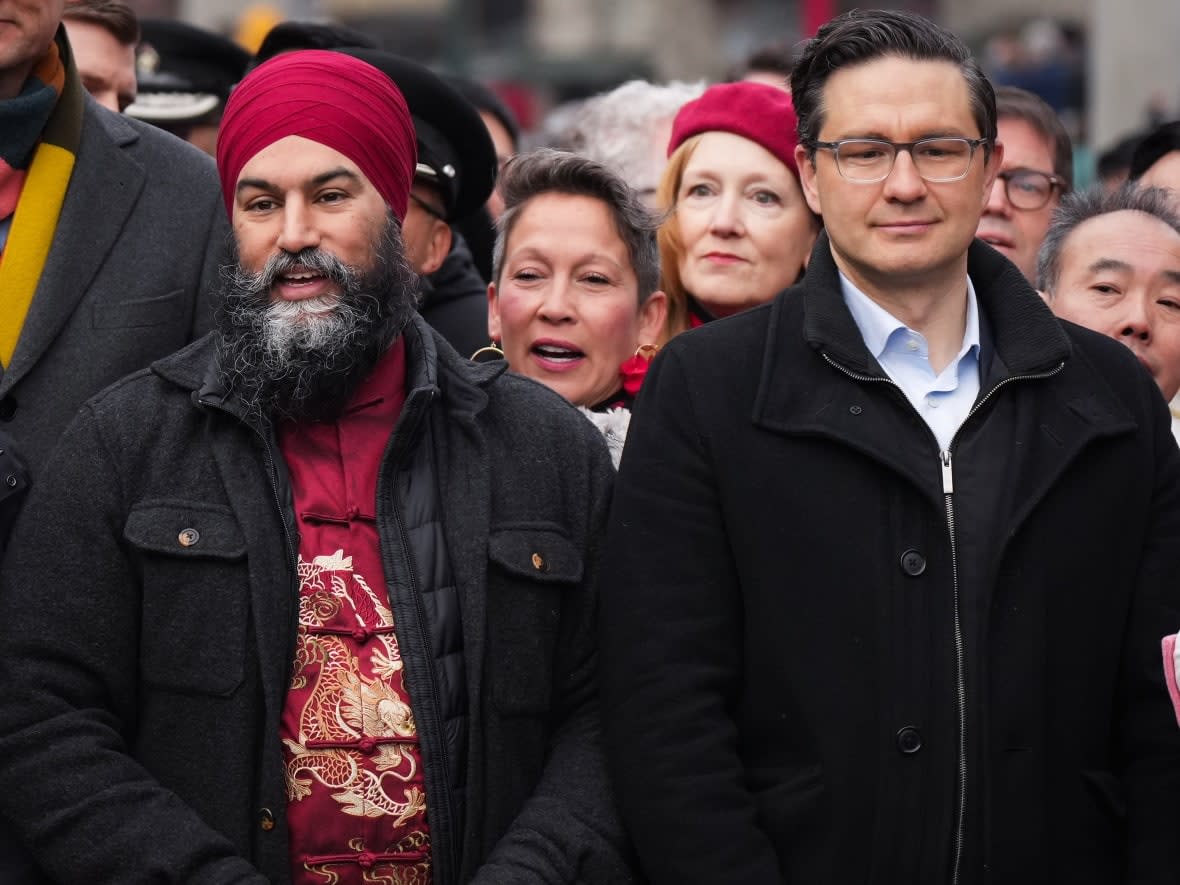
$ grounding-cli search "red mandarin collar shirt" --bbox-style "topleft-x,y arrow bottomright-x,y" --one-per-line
277,338 -> 432,885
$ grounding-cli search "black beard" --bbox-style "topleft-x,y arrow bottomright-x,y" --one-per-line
214,216 -> 420,423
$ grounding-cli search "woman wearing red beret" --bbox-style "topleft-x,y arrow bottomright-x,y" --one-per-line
657,80 -> 820,341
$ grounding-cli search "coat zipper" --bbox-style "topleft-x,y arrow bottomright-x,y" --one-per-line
823,353 -> 1063,882
380,390 -> 458,885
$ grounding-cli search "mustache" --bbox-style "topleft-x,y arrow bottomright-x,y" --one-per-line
229,247 -> 356,299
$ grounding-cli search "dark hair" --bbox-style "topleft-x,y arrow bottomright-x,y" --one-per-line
1037,183 -> 1180,291
492,148 -> 660,302
995,85 -> 1073,189
790,9 -> 996,159
1097,131 -> 1144,183
62,0 -> 139,46
1129,120 -> 1180,180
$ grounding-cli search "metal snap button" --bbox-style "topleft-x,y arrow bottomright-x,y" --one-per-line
178,528 -> 200,547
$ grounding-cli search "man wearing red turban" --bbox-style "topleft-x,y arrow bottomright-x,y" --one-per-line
0,49 -> 629,884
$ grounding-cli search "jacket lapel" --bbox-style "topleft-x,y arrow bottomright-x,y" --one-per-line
1,98 -> 145,396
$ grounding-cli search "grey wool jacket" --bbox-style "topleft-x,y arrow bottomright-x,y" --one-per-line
0,316 -> 631,884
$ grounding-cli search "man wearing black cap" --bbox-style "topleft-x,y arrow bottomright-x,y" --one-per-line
125,18 -> 249,156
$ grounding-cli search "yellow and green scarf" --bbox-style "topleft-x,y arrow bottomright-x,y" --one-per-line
0,31 -> 82,368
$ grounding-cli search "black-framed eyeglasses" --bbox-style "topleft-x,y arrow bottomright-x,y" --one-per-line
809,136 -> 990,183
995,169 -> 1063,210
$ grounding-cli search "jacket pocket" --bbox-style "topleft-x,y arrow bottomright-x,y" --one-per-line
486,525 -> 583,715
124,500 -> 248,696
92,289 -> 183,329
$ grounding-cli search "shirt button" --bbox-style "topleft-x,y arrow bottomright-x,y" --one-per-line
927,396 -> 940,409
258,807 -> 275,831
899,549 -> 926,576
178,528 -> 200,547
358,737 -> 377,755
531,552 -> 547,572
906,339 -> 919,352
896,726 -> 923,754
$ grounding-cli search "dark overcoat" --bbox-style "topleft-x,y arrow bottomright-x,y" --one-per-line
599,234 -> 1180,884
0,318 -> 629,884
0,89 -> 227,483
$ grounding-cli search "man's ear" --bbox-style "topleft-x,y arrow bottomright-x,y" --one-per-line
487,281 -> 501,341
796,143 -> 823,216
418,219 -> 453,276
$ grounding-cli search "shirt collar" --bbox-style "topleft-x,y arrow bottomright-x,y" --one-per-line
839,271 -> 980,364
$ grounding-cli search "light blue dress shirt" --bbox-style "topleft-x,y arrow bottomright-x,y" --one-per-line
840,272 -> 981,451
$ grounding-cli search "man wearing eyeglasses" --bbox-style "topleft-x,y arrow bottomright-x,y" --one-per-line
600,8 -> 1180,884
977,86 -> 1073,283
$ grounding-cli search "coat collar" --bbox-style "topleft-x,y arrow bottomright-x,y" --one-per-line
0,87 -> 147,396
796,231 -> 1071,381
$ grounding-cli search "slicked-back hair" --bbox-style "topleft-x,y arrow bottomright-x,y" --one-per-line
1129,121 -> 1180,181
492,148 -> 661,303
62,0 -> 140,46
790,9 -> 996,159
995,85 -> 1074,189
1037,183 -> 1180,292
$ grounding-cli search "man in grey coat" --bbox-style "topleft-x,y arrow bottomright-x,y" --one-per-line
0,2 -> 227,546
0,49 -> 627,884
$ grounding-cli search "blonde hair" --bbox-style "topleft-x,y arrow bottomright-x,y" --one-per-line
655,135 -> 702,343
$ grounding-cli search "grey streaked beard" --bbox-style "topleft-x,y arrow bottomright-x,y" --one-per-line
214,215 -> 420,423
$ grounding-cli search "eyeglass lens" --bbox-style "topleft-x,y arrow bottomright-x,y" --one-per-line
836,138 -> 975,182
1002,171 -> 1055,209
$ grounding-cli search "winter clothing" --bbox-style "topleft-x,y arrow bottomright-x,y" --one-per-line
0,32 -> 227,489
0,317 -> 630,885
600,233 -> 1180,884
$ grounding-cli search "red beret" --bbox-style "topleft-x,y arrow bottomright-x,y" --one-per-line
668,81 -> 800,176
216,50 -> 417,222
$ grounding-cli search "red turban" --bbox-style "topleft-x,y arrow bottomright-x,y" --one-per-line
216,50 -> 417,222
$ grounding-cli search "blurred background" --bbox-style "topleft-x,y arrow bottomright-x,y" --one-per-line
124,0 -> 1180,188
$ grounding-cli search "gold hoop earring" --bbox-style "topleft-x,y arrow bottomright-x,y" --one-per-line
471,341 -> 505,362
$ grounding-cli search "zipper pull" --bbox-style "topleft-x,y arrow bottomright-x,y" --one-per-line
940,450 -> 954,494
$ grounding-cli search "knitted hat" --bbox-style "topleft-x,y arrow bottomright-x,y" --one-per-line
216,50 -> 417,221
668,80 -> 800,175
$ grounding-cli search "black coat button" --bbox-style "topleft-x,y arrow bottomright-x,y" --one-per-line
899,549 -> 926,576
0,396 -> 15,422
896,726 -> 923,754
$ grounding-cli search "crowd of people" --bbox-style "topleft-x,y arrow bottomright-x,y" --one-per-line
1,1 -> 1180,883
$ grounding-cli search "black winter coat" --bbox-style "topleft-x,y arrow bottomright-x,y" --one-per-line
0,318 -> 630,884
599,235 -> 1180,884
